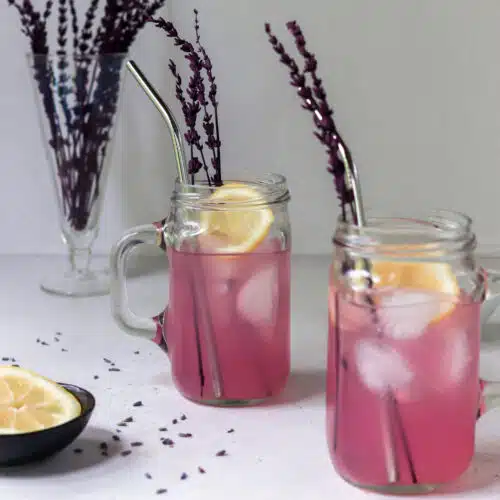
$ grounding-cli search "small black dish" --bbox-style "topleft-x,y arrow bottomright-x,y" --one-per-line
0,383 -> 95,467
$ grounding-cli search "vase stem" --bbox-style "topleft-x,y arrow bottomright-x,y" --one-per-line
69,247 -> 92,276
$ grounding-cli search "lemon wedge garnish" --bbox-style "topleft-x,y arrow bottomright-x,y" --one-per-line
199,183 -> 274,253
0,366 -> 81,434
370,260 -> 459,322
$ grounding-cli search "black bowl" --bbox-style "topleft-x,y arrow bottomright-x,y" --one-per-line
0,383 -> 95,467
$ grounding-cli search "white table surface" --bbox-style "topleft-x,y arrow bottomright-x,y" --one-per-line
0,255 -> 500,500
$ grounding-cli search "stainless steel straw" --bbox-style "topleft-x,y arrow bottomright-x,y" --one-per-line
126,60 -> 188,185
126,60 -> 223,399
339,146 -> 399,483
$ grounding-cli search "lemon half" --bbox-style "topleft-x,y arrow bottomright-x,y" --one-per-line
200,183 -> 274,253
0,366 -> 81,434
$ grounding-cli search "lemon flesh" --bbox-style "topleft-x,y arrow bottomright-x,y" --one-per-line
0,366 -> 81,434
199,183 -> 274,253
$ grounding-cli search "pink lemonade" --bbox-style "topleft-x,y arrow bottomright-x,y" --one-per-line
326,286 -> 480,489
165,246 -> 290,404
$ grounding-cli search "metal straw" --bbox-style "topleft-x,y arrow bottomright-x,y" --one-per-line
126,60 -> 188,184
126,59 -> 223,399
337,146 -> 399,483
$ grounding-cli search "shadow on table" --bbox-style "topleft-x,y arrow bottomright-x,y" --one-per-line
267,369 -> 326,407
0,427 -> 124,478
148,369 -> 326,407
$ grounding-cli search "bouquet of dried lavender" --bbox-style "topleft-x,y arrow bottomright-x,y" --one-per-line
151,9 -> 222,186
7,1 -> 165,296
8,0 -> 165,232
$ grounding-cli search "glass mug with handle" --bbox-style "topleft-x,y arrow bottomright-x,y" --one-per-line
327,210 -> 500,494
110,174 -> 291,406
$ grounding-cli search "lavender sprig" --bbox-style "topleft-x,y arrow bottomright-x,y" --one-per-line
151,10 -> 222,186
151,16 -> 210,185
265,22 -> 355,222
194,9 -> 221,185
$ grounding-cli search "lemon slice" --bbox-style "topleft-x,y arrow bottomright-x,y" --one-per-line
0,366 -> 81,434
370,260 -> 460,322
199,183 -> 274,253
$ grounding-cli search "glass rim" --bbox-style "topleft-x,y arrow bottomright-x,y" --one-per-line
333,209 -> 476,259
171,173 -> 291,210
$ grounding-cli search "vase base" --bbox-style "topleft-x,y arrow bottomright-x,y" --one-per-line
41,269 -> 110,298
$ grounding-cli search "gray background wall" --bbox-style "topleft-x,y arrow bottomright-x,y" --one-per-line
1,0 -> 499,255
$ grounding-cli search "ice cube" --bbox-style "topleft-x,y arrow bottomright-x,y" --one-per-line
237,266 -> 278,328
378,290 -> 443,340
355,340 -> 414,392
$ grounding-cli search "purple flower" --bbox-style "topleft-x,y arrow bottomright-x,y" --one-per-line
152,9 -> 222,186
265,21 -> 357,222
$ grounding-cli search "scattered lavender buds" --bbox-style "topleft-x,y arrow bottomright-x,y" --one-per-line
159,427 -> 168,432
180,414 -> 187,421
265,21 -> 357,222
180,472 -> 188,480
112,435 -> 120,442
121,450 -> 132,457
73,448 -> 83,454
131,441 -> 144,448
156,489 -> 167,495
178,433 -> 193,438
109,368 -> 121,372
133,401 -> 143,407
162,438 -> 175,447
145,473 -> 153,480
151,9 -> 222,186
198,466 -> 206,474
215,450 -> 227,457
227,429 -> 234,434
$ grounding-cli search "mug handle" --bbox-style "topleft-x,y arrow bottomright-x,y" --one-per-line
110,218 -> 169,352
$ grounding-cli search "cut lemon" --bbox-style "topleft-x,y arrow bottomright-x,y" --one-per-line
370,259 -> 460,323
0,366 -> 81,434
199,183 -> 274,253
